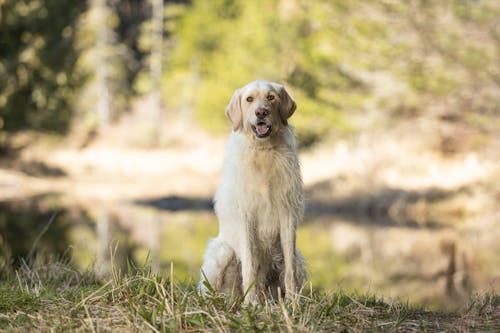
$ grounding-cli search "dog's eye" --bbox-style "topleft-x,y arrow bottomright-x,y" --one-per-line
246,96 -> 254,102
267,95 -> 275,101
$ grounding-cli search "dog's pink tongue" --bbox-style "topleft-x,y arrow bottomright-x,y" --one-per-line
256,124 -> 269,135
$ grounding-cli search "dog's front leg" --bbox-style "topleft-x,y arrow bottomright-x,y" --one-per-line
241,220 -> 259,304
280,214 -> 297,300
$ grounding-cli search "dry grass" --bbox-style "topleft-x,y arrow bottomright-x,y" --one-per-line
0,260 -> 498,332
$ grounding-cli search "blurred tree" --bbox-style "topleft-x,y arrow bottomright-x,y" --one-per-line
0,0 -> 152,149
0,0 -> 497,151
95,0 -> 111,127
149,0 -> 164,144
161,0 -> 375,144
159,0 -> 498,148
74,0 -> 132,133
0,0 -> 86,142
378,0 -> 500,153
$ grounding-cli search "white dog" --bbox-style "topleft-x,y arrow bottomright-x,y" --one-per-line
198,80 -> 306,303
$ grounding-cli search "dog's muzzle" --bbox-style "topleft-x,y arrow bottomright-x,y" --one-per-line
252,121 -> 272,139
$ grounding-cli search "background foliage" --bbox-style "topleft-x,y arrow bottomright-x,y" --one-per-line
1,0 -> 499,147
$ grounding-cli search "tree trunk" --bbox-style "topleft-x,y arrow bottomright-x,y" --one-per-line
94,0 -> 111,128
150,0 -> 163,144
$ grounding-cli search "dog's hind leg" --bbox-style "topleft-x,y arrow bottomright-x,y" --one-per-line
219,254 -> 242,296
198,237 -> 239,296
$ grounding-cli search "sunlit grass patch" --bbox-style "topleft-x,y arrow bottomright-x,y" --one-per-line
1,259 -> 497,332
0,281 -> 40,313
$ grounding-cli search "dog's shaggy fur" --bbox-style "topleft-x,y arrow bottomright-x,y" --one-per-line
198,80 -> 306,303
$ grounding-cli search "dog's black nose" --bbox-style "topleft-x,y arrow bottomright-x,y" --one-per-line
255,108 -> 269,119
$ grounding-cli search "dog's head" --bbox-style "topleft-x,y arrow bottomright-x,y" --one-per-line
225,80 -> 296,140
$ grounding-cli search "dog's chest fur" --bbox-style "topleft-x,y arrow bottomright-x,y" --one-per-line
242,149 -> 283,196
240,147 -> 299,246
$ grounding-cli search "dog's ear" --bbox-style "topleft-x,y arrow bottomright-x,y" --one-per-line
275,84 -> 297,126
225,88 -> 243,132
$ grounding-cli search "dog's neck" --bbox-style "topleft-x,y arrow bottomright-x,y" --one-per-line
246,135 -> 289,151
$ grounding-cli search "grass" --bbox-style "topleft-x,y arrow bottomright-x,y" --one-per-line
0,260 -> 498,332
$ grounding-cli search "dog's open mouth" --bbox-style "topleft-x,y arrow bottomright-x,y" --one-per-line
252,122 -> 272,138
